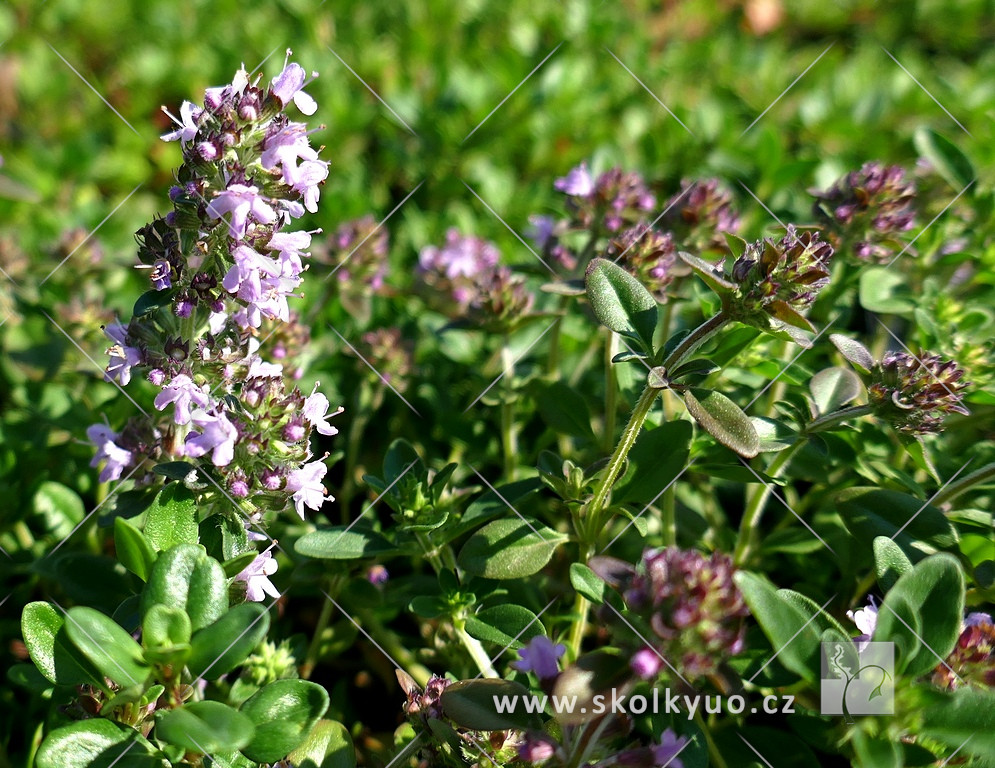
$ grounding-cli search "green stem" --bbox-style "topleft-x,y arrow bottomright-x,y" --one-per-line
805,404 -> 873,434
568,544 -> 594,660
695,710 -> 730,768
733,440 -> 805,567
585,385 -> 661,534
661,312 -> 730,372
454,619 -> 499,678
603,331 -> 618,453
931,462 -> 995,507
302,580 -> 339,679
500,339 -> 518,481
661,484 -> 677,547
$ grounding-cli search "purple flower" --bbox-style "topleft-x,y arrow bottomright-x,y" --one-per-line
270,57 -> 317,115
247,357 -> 284,379
284,460 -> 329,518
154,374 -> 210,425
651,729 -> 688,768
150,259 -> 172,290
367,565 -> 389,585
261,123 -> 320,183
236,543 -> 281,602
184,408 -> 238,466
161,100 -> 201,144
419,229 -> 499,280
511,636 -> 566,680
518,734 -> 558,763
630,647 -> 663,679
207,184 -> 277,241
303,385 -> 342,436
291,159 -> 329,214
86,424 -> 133,482
867,351 -> 969,435
104,323 -> 142,386
555,162 -> 594,197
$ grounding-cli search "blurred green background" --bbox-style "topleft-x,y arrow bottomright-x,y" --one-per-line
1,0 -> 993,764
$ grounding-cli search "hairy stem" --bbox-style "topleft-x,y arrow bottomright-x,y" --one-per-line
733,441 -> 805,567
661,312 -> 730,372
604,331 -> 618,453
931,461 -> 995,507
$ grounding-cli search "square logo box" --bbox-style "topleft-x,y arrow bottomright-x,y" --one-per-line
821,641 -> 895,717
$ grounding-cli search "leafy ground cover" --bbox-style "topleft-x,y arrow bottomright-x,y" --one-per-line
1,1 -> 994,766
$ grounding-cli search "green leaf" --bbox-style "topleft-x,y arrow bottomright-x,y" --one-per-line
830,334 -> 875,373
223,551 -> 259,578
155,701 -> 255,753
457,518 -> 567,579
440,679 -> 540,731
872,536 -> 913,592
64,607 -> 150,688
584,258 -> 658,355
114,517 -> 157,581
550,651 -> 633,724
837,487 -> 958,562
21,602 -> 104,687
199,513 -> 250,563
535,381 -> 595,440
134,288 -> 176,317
872,553 -> 964,676
465,605 -> 544,649
287,720 -> 356,768
859,268 -> 915,314
295,527 -> 397,560
776,590 -> 851,639
33,481 -> 85,538
141,544 -> 228,632
683,388 -> 760,458
142,604 -> 192,663
679,251 -> 736,295
613,421 -> 693,505
750,417 -> 798,453
187,602 -> 270,681
37,719 -> 165,768
440,478 -> 544,545
734,572 -> 822,682
570,563 -> 607,604
152,461 -> 198,480
240,679 -> 330,763
383,438 -> 425,483
144,484 -> 199,553
919,685 -> 995,761
914,128 -> 975,191
809,367 -> 862,415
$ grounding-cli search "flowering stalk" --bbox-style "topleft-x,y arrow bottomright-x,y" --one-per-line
88,53 -> 340,582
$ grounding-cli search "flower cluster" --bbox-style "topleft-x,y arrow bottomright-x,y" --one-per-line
812,162 -> 917,263
932,613 -> 995,689
87,55 -> 340,576
556,163 -> 656,234
352,327 -> 414,391
321,214 -> 390,295
725,226 -> 834,330
593,548 -> 749,679
609,225 -> 679,300
418,229 -> 533,329
867,351 -> 969,434
661,178 -> 741,252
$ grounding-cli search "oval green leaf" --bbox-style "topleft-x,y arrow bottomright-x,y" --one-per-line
144,484 -> 199,553
141,544 -> 228,631
683,388 -> 760,458
64,607 -> 150,689
584,258 -> 658,355
465,604 -> 545,649
155,701 -> 255,753
187,602 -> 270,681
21,602 -> 104,687
114,517 -> 157,581
457,518 -> 567,579
37,719 -> 165,768
440,679 -> 540,731
295,527 -> 396,560
287,719 -> 356,768
239,679 -> 330,763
